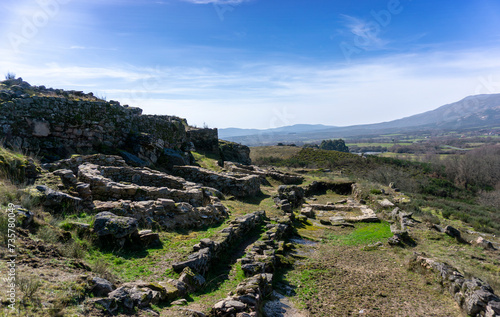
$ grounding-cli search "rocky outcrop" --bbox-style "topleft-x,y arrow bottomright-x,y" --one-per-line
90,277 -> 116,297
219,140 -> 251,165
12,206 -> 34,228
37,154 -> 230,232
173,166 -> 261,198
93,212 -> 139,247
410,254 -> 500,317
431,224 -> 468,244
42,154 -> 128,173
473,236 -> 497,251
378,198 -> 395,208
79,163 -> 205,205
329,206 -> 378,223
89,279 -> 188,314
35,185 -> 84,213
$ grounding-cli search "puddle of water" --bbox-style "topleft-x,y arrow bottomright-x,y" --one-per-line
289,237 -> 318,246
289,237 -> 318,265
263,291 -> 308,317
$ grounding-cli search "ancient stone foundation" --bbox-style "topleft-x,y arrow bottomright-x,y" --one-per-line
173,165 -> 261,198
411,254 -> 500,317
0,79 -> 222,165
172,210 -> 266,275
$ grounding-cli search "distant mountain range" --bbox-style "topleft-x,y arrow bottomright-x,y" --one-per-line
219,94 -> 500,146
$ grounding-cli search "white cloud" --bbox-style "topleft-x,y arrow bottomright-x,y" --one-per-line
2,48 -> 500,129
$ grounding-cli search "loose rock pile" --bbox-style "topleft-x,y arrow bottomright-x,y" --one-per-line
93,199 -> 227,230
276,185 -> 305,208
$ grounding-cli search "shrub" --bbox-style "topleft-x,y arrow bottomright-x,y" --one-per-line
0,212 -> 9,246
478,188 -> 500,209
319,139 -> 350,153
59,240 -> 86,259
91,261 -> 118,284
37,226 -> 61,244
4,72 -> 16,80
18,275 -> 42,304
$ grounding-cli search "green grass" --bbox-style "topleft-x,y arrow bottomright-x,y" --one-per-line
191,151 -> 222,172
289,268 -> 325,305
250,146 -> 302,163
326,222 -> 393,246
0,146 -> 39,184
346,142 -> 413,147
86,222 -> 230,282
190,262 -> 247,306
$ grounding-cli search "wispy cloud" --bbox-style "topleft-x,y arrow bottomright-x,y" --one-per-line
340,14 -> 389,50
2,48 -> 500,129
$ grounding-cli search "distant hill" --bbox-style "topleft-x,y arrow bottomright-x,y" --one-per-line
220,94 -> 500,146
219,124 -> 334,139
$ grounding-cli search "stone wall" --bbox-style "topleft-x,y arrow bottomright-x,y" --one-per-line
411,254 -> 500,317
0,79 -> 217,166
172,210 -> 266,275
0,79 -> 255,168
0,93 -> 187,163
187,128 -> 219,153
78,163 -> 205,205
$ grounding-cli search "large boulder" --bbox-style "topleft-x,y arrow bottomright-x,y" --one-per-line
12,206 -> 34,228
90,277 -> 115,297
36,185 -> 83,213
93,212 -> 139,246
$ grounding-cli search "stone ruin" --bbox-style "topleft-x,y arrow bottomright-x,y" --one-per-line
173,165 -> 261,198
300,199 -> 379,225
0,78 -> 253,167
37,154 -> 232,240
224,161 -> 304,185
411,254 -> 500,317
387,207 -> 416,246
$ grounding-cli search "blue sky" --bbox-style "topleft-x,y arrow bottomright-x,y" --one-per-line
1,0 -> 500,129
